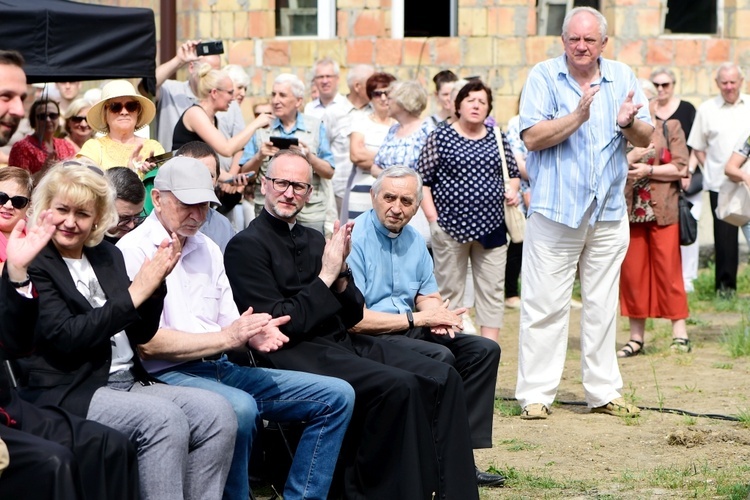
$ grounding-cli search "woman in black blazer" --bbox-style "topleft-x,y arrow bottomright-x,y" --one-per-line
21,162 -> 237,500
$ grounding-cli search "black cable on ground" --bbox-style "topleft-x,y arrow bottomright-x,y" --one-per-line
498,397 -> 741,422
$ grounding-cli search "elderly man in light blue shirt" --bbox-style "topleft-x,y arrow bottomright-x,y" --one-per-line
346,166 -> 504,488
516,6 -> 653,420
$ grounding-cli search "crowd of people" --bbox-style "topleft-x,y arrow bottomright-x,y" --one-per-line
0,4 -> 748,498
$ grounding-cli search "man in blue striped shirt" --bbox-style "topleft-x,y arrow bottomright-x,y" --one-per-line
516,6 -> 653,420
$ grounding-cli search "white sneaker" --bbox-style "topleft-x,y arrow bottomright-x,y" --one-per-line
461,313 -> 477,335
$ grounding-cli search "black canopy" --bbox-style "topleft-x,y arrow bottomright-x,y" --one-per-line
0,0 -> 156,88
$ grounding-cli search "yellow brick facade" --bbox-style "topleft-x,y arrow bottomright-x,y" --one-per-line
81,0 -> 750,126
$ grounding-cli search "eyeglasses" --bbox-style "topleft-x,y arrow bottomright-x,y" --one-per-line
372,90 -> 389,99
652,82 -> 673,89
36,112 -> 59,121
0,192 -> 30,209
216,88 -> 235,96
265,176 -> 312,196
117,212 -> 147,229
108,101 -> 141,113
69,115 -> 88,124
314,74 -> 337,81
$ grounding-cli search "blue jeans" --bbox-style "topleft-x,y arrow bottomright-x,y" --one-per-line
156,357 -> 354,500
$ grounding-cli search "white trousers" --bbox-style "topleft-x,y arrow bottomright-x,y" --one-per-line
515,209 -> 629,408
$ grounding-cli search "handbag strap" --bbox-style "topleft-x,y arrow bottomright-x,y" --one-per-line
493,126 -> 510,188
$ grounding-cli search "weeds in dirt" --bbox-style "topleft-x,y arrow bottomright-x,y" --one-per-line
494,398 -> 522,417
713,362 -> 734,369
500,439 -> 539,452
734,408 -> 750,428
489,465 -> 594,493
618,462 -> 750,497
721,315 -> 750,358
681,414 -> 698,426
650,361 -> 666,412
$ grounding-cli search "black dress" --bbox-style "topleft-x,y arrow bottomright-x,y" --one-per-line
224,209 -> 479,500
172,104 -> 217,151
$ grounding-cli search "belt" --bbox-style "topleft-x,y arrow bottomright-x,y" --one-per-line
200,352 -> 224,362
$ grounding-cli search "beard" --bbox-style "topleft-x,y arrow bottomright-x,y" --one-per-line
0,115 -> 21,147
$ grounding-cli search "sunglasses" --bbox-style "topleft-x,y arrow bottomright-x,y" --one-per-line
116,212 -> 147,229
0,192 -> 30,209
108,101 -> 141,113
652,82 -> 672,89
372,90 -> 389,98
36,112 -> 59,121
69,115 -> 88,124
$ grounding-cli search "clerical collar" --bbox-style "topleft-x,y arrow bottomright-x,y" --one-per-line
261,208 -> 297,231
370,210 -> 402,239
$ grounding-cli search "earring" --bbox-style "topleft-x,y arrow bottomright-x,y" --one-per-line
93,224 -> 98,230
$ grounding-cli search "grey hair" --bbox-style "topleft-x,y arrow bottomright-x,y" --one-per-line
314,57 -> 340,75
371,166 -> 424,204
266,149 -> 313,184
274,73 -> 306,98
450,79 -> 470,104
716,62 -> 745,80
649,67 -> 677,84
347,64 -> 375,88
562,6 -> 608,40
639,78 -> 657,100
223,64 -> 250,88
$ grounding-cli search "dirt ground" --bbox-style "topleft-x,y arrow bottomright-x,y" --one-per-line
475,305 -> 750,499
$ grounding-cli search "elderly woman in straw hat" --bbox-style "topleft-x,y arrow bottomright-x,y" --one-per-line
78,80 -> 164,173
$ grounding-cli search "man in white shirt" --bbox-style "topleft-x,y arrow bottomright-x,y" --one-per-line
687,62 -> 750,294
322,64 -> 374,216
117,157 -> 354,500
304,58 -> 347,119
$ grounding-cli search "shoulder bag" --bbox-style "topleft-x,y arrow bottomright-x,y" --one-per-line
662,120 -> 698,245
494,127 -> 525,243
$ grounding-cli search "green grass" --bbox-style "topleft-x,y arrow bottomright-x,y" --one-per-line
713,362 -> 734,369
494,397 -> 522,417
618,462 -> 750,497
735,408 -> 750,428
721,315 -> 750,358
499,439 -> 539,452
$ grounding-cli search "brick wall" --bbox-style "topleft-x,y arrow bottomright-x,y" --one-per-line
82,0 -> 750,126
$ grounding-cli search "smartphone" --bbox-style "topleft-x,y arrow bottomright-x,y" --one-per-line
270,137 -> 299,149
196,41 -> 224,56
220,172 -> 255,183
147,151 -> 174,164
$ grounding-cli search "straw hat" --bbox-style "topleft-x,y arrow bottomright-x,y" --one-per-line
87,80 -> 156,134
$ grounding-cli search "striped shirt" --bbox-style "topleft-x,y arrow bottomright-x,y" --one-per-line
519,55 -> 652,228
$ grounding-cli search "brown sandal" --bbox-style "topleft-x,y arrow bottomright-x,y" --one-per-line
617,340 -> 644,358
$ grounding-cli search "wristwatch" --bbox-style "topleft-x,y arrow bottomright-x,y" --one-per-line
406,310 -> 415,329
9,275 -> 31,289
337,267 -> 352,280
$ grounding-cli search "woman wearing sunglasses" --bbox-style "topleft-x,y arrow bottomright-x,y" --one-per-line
8,99 -> 76,175
78,80 -> 165,173
0,166 -> 33,268
61,98 -> 95,152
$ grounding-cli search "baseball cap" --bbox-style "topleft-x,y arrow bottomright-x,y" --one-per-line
153,157 -> 221,206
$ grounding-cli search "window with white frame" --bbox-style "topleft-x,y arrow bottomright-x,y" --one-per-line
537,0 -> 600,36
275,0 -> 336,38
664,0 -> 718,35
391,0 -> 457,39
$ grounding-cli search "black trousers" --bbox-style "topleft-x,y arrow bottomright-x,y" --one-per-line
710,191 -> 739,292
378,328 -> 500,449
0,393 -> 139,500
505,241 -> 523,298
256,333 -> 479,500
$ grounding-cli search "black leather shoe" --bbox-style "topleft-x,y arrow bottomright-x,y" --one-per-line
475,467 -> 505,487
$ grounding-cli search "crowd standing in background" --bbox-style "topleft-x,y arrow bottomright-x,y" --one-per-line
2,2 -> 749,494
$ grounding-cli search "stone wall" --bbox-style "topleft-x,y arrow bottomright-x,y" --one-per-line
82,0 -> 750,126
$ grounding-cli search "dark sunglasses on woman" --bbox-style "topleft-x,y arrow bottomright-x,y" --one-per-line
0,192 -> 30,209
108,101 -> 140,113
36,112 -> 60,121
69,115 -> 88,124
